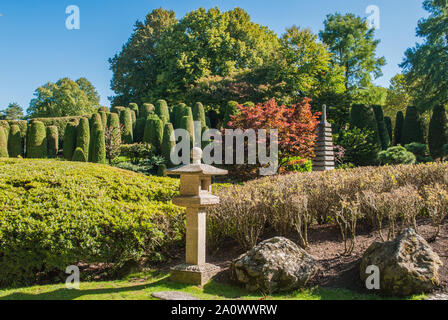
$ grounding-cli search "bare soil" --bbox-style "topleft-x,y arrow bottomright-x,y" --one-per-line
161,219 -> 448,295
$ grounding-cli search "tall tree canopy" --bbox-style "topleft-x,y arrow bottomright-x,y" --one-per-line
319,13 -> 386,92
109,7 -> 345,109
27,78 -> 100,118
400,0 -> 448,112
1,102 -> 23,120
385,73 -> 413,119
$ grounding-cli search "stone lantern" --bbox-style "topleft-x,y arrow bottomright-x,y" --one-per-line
166,147 -> 228,286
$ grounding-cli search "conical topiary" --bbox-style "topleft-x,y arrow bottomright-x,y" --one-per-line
180,115 -> 194,148
384,116 -> 393,141
141,103 -> 155,119
129,103 -> 139,118
155,99 -> 170,124
161,123 -> 175,167
72,147 -> 87,162
402,106 -> 426,145
27,121 -> 47,158
130,109 -> 136,131
99,111 -> 108,128
428,105 -> 448,160
193,102 -> 206,129
76,117 -> 90,159
143,116 -> 163,152
372,105 -> 384,122
377,120 -> 391,150
8,125 -> 23,157
46,126 -> 59,158
0,126 -> 8,157
172,103 -> 186,128
63,122 -> 77,160
119,108 -> 133,144
394,111 -> 404,146
91,129 -> 106,164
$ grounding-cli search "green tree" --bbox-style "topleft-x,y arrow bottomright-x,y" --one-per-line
1,103 -> 23,120
385,74 -> 413,118
319,13 -> 386,91
109,7 -> 279,105
428,104 -> 448,160
27,78 -> 100,117
400,0 -> 448,111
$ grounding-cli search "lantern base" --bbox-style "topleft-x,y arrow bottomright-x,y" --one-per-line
170,263 -> 221,286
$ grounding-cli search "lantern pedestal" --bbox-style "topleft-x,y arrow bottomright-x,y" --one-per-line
170,263 -> 221,286
166,147 -> 227,286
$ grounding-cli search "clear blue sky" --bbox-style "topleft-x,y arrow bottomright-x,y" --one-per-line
0,0 -> 427,111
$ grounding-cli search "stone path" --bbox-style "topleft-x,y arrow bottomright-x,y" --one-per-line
151,291 -> 200,300
425,293 -> 448,300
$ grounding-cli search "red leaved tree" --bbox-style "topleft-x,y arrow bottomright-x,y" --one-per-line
226,98 -> 319,179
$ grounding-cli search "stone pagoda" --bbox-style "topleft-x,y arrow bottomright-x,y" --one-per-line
166,147 -> 228,286
312,105 -> 335,171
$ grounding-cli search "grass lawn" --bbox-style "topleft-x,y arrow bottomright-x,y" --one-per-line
0,271 -> 425,300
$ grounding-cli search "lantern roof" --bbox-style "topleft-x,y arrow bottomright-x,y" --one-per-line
165,147 -> 228,176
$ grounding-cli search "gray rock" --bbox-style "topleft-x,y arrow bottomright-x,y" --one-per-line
151,291 -> 200,300
360,228 -> 443,297
230,237 -> 318,293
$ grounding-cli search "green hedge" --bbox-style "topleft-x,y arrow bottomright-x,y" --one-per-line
76,118 -> 90,159
46,126 -> 59,158
63,122 -> 77,161
0,159 -> 183,287
33,116 -> 85,147
7,125 -> 22,157
26,121 -> 47,158
91,129 -> 106,164
0,127 -> 8,157
120,109 -> 133,144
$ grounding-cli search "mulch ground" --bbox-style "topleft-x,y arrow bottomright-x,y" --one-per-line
161,219 -> 448,295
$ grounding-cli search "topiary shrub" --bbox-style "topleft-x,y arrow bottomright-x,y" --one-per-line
372,105 -> 384,122
180,115 -> 194,149
129,103 -> 139,118
402,106 -> 426,145
384,116 -> 393,141
7,125 -> 23,157
192,102 -> 206,128
155,100 -> 170,124
378,120 -> 391,150
143,116 -> 164,152
134,118 -> 146,143
394,111 -> 404,146
46,126 -> 59,158
428,105 -> 448,160
350,104 -> 381,145
161,123 -> 175,167
99,111 -> 108,128
111,105 -> 125,114
378,146 -> 416,165
119,108 -> 133,144
141,103 -> 155,119
0,127 -> 8,157
130,109 -> 136,131
91,129 -> 106,164
63,122 -> 77,160
76,118 -> 90,159
336,127 -> 380,166
26,121 -> 47,158
72,147 -> 87,162
171,103 -> 186,128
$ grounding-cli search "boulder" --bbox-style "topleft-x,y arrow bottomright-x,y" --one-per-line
360,228 -> 443,296
230,237 -> 318,293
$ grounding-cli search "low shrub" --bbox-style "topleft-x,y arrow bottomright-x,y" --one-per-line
0,159 -> 183,287
120,143 -> 152,164
378,146 -> 416,165
209,163 -> 448,253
